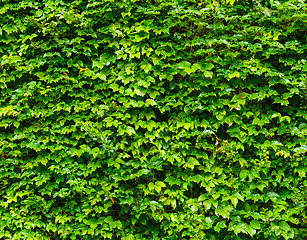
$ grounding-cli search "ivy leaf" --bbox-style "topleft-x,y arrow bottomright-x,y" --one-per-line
230,192 -> 244,207
155,181 -> 165,193
250,220 -> 261,229
178,61 -> 191,69
240,170 -> 248,181
202,62 -> 214,70
148,182 -> 155,191
293,145 -> 307,154
279,221 -> 291,231
228,71 -> 240,79
247,225 -> 257,236
191,63 -> 200,72
145,99 -> 157,106
214,220 -> 227,232
126,126 -> 136,135
177,61 -> 191,73
204,70 -> 213,78
203,200 -> 212,211
155,181 -> 165,188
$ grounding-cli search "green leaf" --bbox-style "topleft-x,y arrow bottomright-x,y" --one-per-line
126,126 -> 136,135
27,81 -> 37,89
13,121 -> 20,128
240,170 -> 248,181
177,61 -> 191,70
148,182 -> 155,191
247,225 -> 256,236
267,192 -> 279,197
250,220 -> 261,229
279,221 -> 291,231
145,99 -> 157,106
228,71 -> 240,79
146,120 -> 156,131
198,194 -> 207,202
191,63 -> 200,72
155,181 -> 166,193
202,62 -> 214,70
203,200 -> 212,211
155,181 -> 166,188
185,157 -> 200,169
205,217 -> 212,225
204,70 -> 213,78
231,222 -> 248,235
115,220 -> 122,229
214,220 -> 227,232
294,145 -> 307,154
88,218 -> 100,229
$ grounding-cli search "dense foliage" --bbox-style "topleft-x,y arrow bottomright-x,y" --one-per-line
0,0 -> 306,239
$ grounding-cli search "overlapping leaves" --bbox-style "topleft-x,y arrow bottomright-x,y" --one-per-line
0,0 -> 306,239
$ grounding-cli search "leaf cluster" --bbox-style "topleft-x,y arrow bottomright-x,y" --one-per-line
0,0 -> 306,239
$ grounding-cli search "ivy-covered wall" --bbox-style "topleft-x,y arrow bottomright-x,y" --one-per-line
0,0 -> 306,239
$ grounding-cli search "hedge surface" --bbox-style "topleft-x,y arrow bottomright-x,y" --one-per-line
0,0 -> 306,239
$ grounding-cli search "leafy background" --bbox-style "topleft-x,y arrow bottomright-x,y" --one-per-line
0,0 -> 306,239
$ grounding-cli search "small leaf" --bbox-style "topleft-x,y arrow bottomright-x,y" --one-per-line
13,121 -> 20,128
177,61 -> 191,70
191,63 -> 200,72
203,200 -> 211,211
232,192 -> 244,201
198,194 -> 207,202
267,192 -> 279,197
247,225 -> 256,236
279,221 -> 291,231
240,170 -> 248,180
126,126 -> 136,135
148,182 -> 155,191
27,81 -> 37,89
202,62 -> 214,70
214,220 -> 227,232
155,181 -> 166,188
204,70 -> 213,78
145,99 -> 157,106
250,220 -> 261,229
294,145 -> 307,154
228,71 -> 240,79
205,217 -> 212,225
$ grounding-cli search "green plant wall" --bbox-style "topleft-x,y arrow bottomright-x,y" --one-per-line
0,0 -> 306,239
